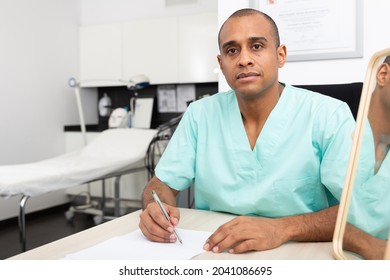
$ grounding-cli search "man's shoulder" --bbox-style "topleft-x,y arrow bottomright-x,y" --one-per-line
189,89 -> 234,109
285,84 -> 344,104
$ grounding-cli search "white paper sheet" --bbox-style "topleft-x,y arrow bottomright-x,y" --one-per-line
63,228 -> 212,260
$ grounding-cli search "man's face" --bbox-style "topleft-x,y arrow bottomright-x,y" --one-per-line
217,14 -> 286,99
377,63 -> 390,111
383,63 -> 390,111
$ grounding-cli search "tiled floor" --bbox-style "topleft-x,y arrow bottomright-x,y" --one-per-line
0,204 -> 97,260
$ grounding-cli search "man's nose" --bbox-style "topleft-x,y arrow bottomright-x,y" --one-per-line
238,49 -> 254,66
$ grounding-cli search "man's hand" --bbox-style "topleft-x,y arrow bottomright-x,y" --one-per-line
203,216 -> 287,254
139,201 -> 181,243
138,176 -> 180,243
203,206 -> 338,254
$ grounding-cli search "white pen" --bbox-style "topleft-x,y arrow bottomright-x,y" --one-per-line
151,190 -> 183,244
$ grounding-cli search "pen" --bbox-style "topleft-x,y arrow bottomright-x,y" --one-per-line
151,190 -> 183,244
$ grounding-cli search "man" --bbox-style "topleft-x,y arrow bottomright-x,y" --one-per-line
368,55 -> 390,174
343,55 -> 390,259
139,8 -> 355,254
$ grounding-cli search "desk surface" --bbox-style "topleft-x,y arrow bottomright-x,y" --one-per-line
9,208 -> 334,260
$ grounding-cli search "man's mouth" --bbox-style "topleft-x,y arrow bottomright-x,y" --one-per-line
236,72 -> 259,79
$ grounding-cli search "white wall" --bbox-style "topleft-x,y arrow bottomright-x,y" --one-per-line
218,0 -> 390,90
0,0 -> 81,165
0,0 -> 83,219
80,0 -> 217,25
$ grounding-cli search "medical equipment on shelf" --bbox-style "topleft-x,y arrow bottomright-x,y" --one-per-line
127,74 -> 150,91
108,107 -> 128,128
127,74 -> 150,128
131,98 -> 154,129
68,75 -> 150,143
98,93 -> 112,117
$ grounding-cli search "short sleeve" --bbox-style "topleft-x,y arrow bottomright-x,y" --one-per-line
154,105 -> 197,191
318,102 -> 355,201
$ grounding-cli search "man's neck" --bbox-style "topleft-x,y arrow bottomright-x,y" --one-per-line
238,83 -> 284,150
368,94 -> 390,170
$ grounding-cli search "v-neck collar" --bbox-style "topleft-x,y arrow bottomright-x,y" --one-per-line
227,86 -> 289,163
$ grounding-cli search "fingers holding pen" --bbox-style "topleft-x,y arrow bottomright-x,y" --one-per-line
139,201 -> 181,243
139,202 -> 174,243
152,201 -> 181,230
151,190 -> 181,230
167,205 -> 180,226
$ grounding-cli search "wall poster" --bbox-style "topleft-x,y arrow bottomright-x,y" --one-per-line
257,0 -> 363,61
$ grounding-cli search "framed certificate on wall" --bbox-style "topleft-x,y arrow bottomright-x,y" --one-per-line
256,0 -> 363,61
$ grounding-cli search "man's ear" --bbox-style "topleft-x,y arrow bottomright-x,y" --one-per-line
376,63 -> 389,87
277,44 -> 287,68
217,54 -> 224,74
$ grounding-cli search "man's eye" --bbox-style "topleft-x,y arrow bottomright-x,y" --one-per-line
227,48 -> 237,54
253,43 -> 263,50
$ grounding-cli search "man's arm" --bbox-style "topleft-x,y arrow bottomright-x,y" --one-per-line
139,176 -> 181,243
203,205 -> 339,254
141,176 -> 178,209
280,205 -> 338,242
342,223 -> 387,260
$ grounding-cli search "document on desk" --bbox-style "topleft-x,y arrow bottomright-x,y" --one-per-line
63,228 -> 212,260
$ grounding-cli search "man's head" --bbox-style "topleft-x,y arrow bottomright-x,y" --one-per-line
217,8 -> 286,99
371,55 -> 390,125
384,55 -> 390,66
218,9 -> 281,50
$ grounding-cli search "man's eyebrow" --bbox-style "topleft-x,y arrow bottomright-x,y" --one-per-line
221,36 -> 268,50
221,40 -> 237,50
248,36 -> 268,43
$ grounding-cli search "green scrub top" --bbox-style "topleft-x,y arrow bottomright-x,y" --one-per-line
155,84 -> 355,218
348,121 -> 390,240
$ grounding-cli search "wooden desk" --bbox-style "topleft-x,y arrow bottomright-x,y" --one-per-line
9,208 -> 334,260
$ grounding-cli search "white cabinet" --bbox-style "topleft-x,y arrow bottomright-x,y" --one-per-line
79,13 -> 218,86
178,13 -> 219,83
123,17 -> 179,84
79,23 -> 124,87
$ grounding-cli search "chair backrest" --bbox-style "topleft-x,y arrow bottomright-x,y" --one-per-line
144,114 -> 183,179
295,83 -> 363,119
